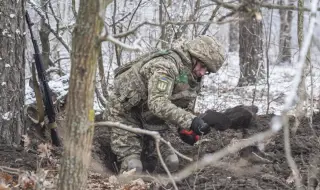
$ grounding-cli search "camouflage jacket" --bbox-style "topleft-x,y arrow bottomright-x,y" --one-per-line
114,50 -> 199,129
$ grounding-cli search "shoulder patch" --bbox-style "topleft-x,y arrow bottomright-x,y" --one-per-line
157,77 -> 170,91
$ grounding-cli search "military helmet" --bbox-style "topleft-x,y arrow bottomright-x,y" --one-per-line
184,35 -> 225,73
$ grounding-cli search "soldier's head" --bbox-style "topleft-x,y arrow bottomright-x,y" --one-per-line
184,35 -> 225,78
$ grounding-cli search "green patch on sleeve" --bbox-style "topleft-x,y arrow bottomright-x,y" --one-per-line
176,71 -> 188,84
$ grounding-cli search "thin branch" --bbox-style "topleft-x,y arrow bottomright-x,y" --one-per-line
265,0 -> 275,114
100,33 -> 142,51
201,5 -> 221,35
283,0 -> 318,112
95,122 -> 277,187
113,20 -> 222,39
260,1 -> 320,12
280,0 -> 319,188
211,0 -> 320,12
283,115 -> 302,189
46,66 -> 67,76
48,0 -> 60,32
126,0 -> 143,31
28,0 -> 70,53
172,129 -> 275,182
94,121 -> 193,162
0,166 -> 22,175
53,57 -> 70,64
160,0 -> 177,35
155,139 -> 178,190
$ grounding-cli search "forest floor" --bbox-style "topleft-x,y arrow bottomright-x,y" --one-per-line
1,112 -> 320,189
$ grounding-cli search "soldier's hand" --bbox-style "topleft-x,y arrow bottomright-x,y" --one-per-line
179,129 -> 199,146
190,117 -> 211,135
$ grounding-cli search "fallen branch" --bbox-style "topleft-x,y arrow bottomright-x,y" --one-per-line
172,129 -> 275,181
95,121 -> 276,186
94,121 -> 193,162
0,166 -> 21,175
155,139 -> 178,190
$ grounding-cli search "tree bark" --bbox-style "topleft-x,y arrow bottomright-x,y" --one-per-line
238,5 -> 264,87
0,0 -> 25,145
98,47 -> 109,99
229,20 -> 239,52
278,0 -> 293,64
112,0 -> 122,66
292,0 -> 309,133
57,0 -> 110,189
40,0 -> 54,69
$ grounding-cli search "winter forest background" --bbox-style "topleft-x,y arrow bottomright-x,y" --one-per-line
1,0 -> 320,189
23,0 -> 320,115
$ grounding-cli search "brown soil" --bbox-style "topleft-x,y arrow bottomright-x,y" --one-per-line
1,113 -> 320,189
92,113 -> 320,190
171,113 -> 320,190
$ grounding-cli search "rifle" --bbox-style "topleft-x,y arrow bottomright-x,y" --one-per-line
25,11 -> 61,147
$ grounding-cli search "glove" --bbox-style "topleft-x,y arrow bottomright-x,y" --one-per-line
179,129 -> 200,146
190,117 -> 211,135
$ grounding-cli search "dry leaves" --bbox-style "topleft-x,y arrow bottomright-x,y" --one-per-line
37,143 -> 52,158
122,178 -> 148,190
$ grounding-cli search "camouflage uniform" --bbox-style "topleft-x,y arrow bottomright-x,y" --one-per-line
106,36 -> 225,172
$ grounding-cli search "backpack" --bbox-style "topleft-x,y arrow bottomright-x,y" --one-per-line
114,50 -> 171,77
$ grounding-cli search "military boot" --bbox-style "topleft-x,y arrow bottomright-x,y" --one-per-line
165,153 -> 179,172
121,154 -> 143,173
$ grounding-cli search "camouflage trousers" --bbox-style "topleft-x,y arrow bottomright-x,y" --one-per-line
106,94 -> 176,171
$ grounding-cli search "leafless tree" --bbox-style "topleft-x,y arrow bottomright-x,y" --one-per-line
229,20 -> 239,52
292,0 -> 310,133
57,0 -> 112,189
238,4 -> 264,87
277,0 -> 294,64
0,0 -> 26,145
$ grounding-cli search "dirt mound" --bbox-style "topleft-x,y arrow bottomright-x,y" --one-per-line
171,113 -> 320,190
91,113 -> 320,189
1,113 -> 320,189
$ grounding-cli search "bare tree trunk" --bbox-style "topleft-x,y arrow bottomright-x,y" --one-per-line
57,0 -> 110,189
98,47 -> 109,99
238,7 -> 264,87
40,0 -> 54,69
292,0 -> 310,133
159,0 -> 167,48
278,0 -> 293,64
112,0 -> 122,66
229,20 -> 239,52
0,0 -> 25,145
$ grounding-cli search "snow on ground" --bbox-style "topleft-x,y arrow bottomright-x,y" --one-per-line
25,52 -> 320,117
196,52 -> 320,116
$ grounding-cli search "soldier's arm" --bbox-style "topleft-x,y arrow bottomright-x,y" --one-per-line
146,62 -> 196,129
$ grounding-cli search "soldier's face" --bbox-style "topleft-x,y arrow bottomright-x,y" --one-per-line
193,61 -> 207,78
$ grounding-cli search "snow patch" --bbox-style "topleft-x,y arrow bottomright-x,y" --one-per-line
2,112 -> 13,120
